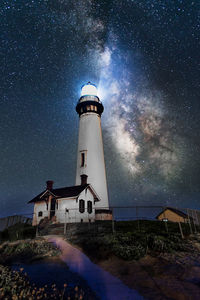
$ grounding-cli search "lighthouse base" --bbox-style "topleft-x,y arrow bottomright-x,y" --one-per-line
95,209 -> 113,221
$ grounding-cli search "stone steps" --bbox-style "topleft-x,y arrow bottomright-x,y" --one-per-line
38,223 -> 64,236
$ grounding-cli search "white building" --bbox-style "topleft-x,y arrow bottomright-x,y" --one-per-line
29,83 -> 112,225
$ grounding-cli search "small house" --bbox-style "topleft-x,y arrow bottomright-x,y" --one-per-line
29,176 -> 104,226
156,207 -> 189,223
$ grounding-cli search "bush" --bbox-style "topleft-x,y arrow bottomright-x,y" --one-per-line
0,240 -> 61,264
0,223 -> 36,242
146,232 -> 187,253
74,222 -> 190,261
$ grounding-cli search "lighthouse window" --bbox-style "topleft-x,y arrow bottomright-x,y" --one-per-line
79,199 -> 85,213
81,152 -> 85,167
94,106 -> 97,111
87,201 -> 92,214
38,211 -> 43,217
86,105 -> 90,111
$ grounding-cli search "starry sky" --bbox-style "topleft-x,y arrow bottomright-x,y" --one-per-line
0,0 -> 200,217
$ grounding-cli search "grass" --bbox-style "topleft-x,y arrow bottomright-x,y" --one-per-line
0,265 -> 88,300
70,220 -> 195,261
0,223 -> 36,242
0,239 -> 98,299
0,239 -> 61,264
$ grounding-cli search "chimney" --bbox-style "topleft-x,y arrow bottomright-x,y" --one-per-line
80,174 -> 88,185
46,180 -> 54,190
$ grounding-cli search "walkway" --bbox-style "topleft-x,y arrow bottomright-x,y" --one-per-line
48,236 -> 144,300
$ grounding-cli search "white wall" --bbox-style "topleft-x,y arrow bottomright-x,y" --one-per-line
77,188 -> 95,222
56,188 -> 95,223
56,198 -> 77,223
33,201 -> 49,226
33,187 -> 96,225
75,112 -> 109,209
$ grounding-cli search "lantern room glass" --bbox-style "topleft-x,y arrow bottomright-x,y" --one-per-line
81,83 -> 97,97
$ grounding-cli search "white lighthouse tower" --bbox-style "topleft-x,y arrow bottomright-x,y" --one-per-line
75,83 -> 109,210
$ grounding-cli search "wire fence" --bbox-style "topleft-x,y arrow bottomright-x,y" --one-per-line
0,206 -> 200,240
0,214 -> 32,232
31,206 -> 200,239
0,214 -> 34,242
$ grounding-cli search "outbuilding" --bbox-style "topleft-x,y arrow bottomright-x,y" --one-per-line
29,178 -> 101,226
156,207 -> 189,223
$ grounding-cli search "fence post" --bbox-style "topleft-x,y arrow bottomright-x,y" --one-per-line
6,216 -> 10,229
195,210 -> 199,231
178,222 -> 184,239
136,206 -> 140,231
192,209 -> 197,233
36,224 -> 39,238
88,213 -> 91,232
163,207 -> 168,233
33,213 -> 38,238
187,209 -> 193,235
64,212 -> 67,235
112,209 -> 115,234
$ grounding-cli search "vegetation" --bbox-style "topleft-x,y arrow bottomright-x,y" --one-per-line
0,239 -> 98,299
0,223 -> 36,242
0,265 -> 91,299
0,239 -> 60,264
70,220 -> 193,261
0,220 -> 198,299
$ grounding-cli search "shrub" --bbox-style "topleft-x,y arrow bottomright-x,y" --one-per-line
0,223 -> 36,242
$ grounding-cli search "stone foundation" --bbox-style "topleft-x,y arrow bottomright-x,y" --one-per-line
95,209 -> 112,221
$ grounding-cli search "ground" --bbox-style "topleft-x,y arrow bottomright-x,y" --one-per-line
0,239 -> 97,300
99,249 -> 200,300
1,221 -> 200,299
67,221 -> 200,300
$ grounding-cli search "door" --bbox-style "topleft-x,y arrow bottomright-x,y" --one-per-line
50,198 -> 56,218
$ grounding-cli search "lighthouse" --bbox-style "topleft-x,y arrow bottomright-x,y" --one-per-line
29,82 -> 112,225
75,82 -> 109,210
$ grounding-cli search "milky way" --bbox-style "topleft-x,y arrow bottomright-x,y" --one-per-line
0,0 -> 200,216
97,43 -> 182,199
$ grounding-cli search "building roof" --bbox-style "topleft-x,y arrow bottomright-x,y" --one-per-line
28,184 -> 90,203
156,207 -> 188,219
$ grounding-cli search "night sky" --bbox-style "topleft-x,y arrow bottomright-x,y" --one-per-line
1,0 -> 200,217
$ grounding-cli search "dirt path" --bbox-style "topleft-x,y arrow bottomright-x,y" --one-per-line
48,236 -> 144,300
46,235 -> 200,300
98,253 -> 200,300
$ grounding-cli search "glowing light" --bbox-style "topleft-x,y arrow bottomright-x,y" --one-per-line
81,82 -> 97,97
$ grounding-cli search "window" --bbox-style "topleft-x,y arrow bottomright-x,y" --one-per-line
80,151 -> 86,167
162,218 -> 168,222
81,153 -> 85,167
38,211 -> 43,217
79,199 -> 85,213
87,201 -> 92,214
